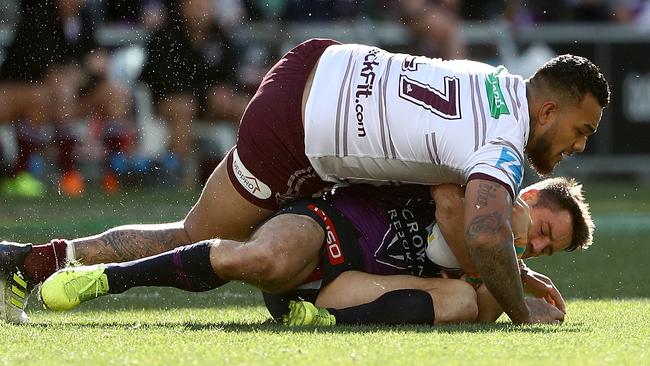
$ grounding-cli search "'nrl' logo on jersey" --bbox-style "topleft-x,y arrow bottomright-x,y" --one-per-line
485,66 -> 511,118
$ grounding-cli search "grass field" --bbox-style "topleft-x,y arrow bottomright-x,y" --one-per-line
1,181 -> 649,365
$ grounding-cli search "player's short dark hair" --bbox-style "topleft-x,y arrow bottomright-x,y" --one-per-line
529,54 -> 610,108
529,177 -> 594,252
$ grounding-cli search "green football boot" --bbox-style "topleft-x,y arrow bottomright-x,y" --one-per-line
283,300 -> 336,326
0,241 -> 35,324
40,264 -> 109,311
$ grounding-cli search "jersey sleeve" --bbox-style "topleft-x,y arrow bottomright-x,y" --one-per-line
463,67 -> 528,199
466,144 -> 524,200
465,140 -> 525,199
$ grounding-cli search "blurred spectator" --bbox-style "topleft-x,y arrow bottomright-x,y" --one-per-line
100,0 -> 168,32
243,0 -> 368,23
282,0 -> 367,21
0,0 -> 134,197
213,0 -> 247,30
139,0 -> 248,188
568,0 -> 617,21
611,0 -> 650,25
461,0 -> 509,20
509,0 -> 619,24
242,0 -> 287,21
243,0 -> 465,59
103,0 -> 144,25
373,0 -> 466,59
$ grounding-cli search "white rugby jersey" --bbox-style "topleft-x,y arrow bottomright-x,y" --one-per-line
304,44 -> 530,197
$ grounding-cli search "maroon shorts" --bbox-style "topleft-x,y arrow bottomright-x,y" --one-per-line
226,38 -> 341,210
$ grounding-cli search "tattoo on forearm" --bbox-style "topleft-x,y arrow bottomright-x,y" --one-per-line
466,211 -> 502,238
475,181 -> 498,207
469,239 -> 526,321
75,225 -> 190,263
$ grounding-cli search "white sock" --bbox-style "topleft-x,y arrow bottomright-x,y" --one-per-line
65,240 -> 76,264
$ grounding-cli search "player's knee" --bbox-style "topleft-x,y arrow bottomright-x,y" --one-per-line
252,243 -> 298,291
212,238 -> 287,286
248,242 -> 283,280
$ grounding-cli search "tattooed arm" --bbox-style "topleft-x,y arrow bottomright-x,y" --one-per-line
463,178 -> 530,323
463,178 -> 565,324
71,222 -> 191,264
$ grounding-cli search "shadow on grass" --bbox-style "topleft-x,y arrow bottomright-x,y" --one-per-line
24,319 -> 589,334
26,283 -> 265,313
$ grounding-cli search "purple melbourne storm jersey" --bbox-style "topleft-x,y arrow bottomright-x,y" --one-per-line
305,43 -> 529,198
326,184 -> 438,277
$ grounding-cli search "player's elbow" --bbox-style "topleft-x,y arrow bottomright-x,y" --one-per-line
432,185 -> 464,221
435,197 -> 464,223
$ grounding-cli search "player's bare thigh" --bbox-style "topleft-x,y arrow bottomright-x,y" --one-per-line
316,271 -> 478,324
184,40 -> 330,242
183,156 -> 273,242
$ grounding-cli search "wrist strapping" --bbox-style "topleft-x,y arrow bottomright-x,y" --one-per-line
465,273 -> 483,288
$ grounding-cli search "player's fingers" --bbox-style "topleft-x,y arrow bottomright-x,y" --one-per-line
546,291 -> 566,314
554,292 -> 567,314
544,294 -> 555,306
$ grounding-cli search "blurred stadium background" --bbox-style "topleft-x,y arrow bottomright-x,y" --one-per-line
1,0 -> 650,195
0,0 -> 648,307
0,2 -> 649,365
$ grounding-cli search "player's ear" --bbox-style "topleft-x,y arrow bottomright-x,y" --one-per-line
520,188 -> 540,206
538,100 -> 558,127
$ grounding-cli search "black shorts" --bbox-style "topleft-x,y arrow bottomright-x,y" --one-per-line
261,198 -> 365,321
272,198 -> 365,285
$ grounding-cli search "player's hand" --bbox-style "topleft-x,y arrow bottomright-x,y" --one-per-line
524,297 -> 565,324
520,264 -> 566,314
511,196 -> 532,247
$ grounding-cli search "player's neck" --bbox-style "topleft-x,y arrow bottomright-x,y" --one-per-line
525,83 -> 536,145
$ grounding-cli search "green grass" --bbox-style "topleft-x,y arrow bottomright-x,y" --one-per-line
1,181 -> 649,365
2,297 -> 648,366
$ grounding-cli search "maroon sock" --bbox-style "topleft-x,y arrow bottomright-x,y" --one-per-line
23,239 -> 69,283
103,120 -> 132,155
56,126 -> 78,173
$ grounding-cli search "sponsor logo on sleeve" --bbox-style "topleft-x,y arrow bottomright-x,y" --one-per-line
232,148 -> 272,199
485,67 -> 511,118
496,147 -> 523,189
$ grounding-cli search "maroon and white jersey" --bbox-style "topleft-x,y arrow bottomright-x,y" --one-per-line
305,43 -> 529,197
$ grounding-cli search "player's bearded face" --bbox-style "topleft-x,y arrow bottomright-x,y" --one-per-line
526,123 -> 557,176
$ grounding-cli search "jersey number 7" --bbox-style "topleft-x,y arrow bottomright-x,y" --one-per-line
399,74 -> 461,120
